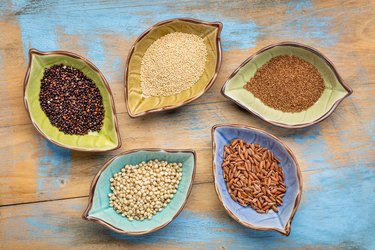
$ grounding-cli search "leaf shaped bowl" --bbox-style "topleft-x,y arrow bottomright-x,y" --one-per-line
23,49 -> 121,152
212,124 -> 302,235
221,42 -> 353,128
124,18 -> 223,118
82,148 -> 196,235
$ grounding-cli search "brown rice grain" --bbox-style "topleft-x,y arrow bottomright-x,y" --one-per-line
221,139 -> 287,214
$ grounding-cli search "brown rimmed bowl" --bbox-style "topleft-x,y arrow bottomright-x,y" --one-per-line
23,48 -> 121,152
82,148 -> 196,235
221,42 -> 353,128
212,124 -> 303,235
124,18 -> 223,118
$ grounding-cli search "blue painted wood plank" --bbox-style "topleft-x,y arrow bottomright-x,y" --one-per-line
0,0 -> 374,249
1,163 -> 374,248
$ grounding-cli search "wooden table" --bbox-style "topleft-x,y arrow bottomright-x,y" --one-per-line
1,0 -> 374,249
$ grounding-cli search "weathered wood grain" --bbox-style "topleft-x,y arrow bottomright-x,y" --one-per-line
1,171 -> 374,249
0,0 -> 374,249
0,81 -> 373,205
0,0 -> 374,127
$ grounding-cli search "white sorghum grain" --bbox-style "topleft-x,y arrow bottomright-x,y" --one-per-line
140,32 -> 208,97
108,159 -> 183,221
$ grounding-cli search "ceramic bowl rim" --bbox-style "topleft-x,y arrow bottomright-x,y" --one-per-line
211,124 -> 303,235
82,148 -> 197,235
221,41 -> 353,129
124,17 -> 223,118
23,48 -> 122,152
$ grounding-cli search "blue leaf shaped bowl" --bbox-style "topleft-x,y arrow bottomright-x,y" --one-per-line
212,124 -> 303,235
82,148 -> 196,235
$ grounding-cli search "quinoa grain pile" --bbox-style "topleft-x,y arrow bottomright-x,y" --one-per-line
108,159 -> 183,221
39,64 -> 104,135
244,55 -> 325,112
141,32 -> 207,97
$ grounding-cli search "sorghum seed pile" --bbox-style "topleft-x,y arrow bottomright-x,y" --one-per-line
141,32 -> 207,97
244,55 -> 325,113
39,64 -> 104,135
108,159 -> 183,221
222,139 -> 286,213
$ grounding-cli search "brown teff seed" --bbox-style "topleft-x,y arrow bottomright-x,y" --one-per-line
39,64 -> 105,135
221,139 -> 287,214
244,55 -> 325,113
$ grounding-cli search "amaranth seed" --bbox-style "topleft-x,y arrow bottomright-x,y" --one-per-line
141,32 -> 207,97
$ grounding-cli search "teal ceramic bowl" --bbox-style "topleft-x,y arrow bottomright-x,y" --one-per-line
82,148 -> 196,235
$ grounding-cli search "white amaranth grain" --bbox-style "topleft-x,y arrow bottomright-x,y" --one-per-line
141,32 -> 208,97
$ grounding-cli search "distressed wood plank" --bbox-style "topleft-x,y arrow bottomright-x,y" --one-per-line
0,0 -> 375,249
0,83 -> 373,205
1,167 -> 374,249
1,0 -> 375,127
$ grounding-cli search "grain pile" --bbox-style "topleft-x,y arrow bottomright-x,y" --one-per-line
141,32 -> 207,96
244,55 -> 325,112
222,139 -> 286,213
39,64 -> 104,135
108,159 -> 183,221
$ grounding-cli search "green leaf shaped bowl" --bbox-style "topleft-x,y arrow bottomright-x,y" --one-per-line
82,148 -> 196,235
125,18 -> 223,118
221,42 -> 353,128
23,49 -> 121,152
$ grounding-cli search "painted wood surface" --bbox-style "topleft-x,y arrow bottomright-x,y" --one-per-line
0,0 -> 374,249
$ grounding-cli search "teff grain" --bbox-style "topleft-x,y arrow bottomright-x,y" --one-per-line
244,55 -> 325,112
141,32 -> 207,97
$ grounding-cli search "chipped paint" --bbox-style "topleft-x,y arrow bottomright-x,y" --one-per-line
37,140 -> 71,198
0,0 -> 374,249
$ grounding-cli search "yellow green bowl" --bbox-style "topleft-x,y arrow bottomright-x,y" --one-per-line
221,42 -> 353,128
23,49 -> 121,152
124,18 -> 223,118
